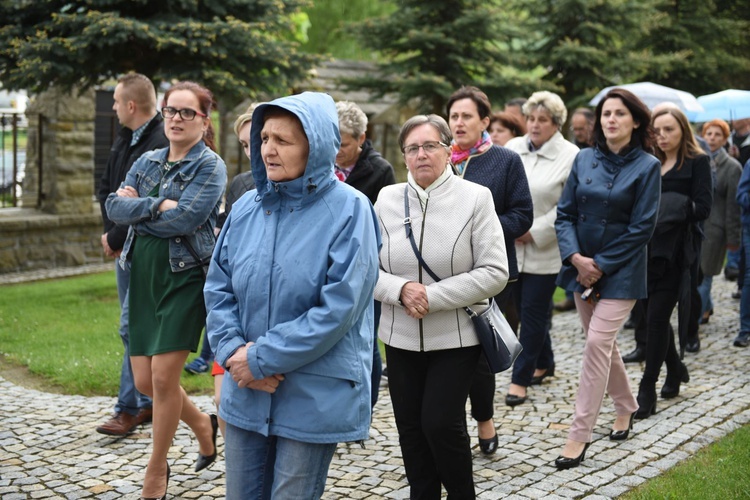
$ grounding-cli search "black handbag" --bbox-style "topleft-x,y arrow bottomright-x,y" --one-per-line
402,186 -> 522,373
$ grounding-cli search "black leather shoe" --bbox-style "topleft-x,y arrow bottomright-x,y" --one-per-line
735,333 -> 750,347
195,414 -> 218,472
623,318 -> 635,329
732,288 -> 742,299
622,346 -> 645,363
661,362 -> 690,399
685,338 -> 700,353
555,442 -> 591,470
505,393 -> 527,407
635,385 -> 657,420
609,412 -> 635,441
530,364 -> 555,386
478,433 -> 498,455
725,266 -> 739,281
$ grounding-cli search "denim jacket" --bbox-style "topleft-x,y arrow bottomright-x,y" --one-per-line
106,140 -> 227,273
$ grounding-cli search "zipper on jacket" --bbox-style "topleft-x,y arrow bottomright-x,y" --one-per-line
417,198 -> 429,352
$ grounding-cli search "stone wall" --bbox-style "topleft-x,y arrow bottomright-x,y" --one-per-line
0,87 -> 105,275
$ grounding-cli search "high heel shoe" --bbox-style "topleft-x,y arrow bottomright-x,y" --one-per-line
530,363 -> 555,386
554,442 -> 591,470
140,461 -> 170,500
195,413 -> 218,472
661,363 -> 690,399
634,384 -> 657,420
478,433 -> 498,454
609,412 -> 635,441
505,393 -> 527,407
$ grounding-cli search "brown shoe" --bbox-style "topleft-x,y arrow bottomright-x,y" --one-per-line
96,408 -> 152,436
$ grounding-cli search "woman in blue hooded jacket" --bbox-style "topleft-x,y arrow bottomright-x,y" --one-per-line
204,92 -> 380,499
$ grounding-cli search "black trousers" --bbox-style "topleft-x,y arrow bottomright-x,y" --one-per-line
386,344 -> 480,500
641,261 -> 683,387
468,282 -> 516,421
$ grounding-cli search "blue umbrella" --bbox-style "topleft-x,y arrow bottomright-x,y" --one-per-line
688,89 -> 750,123
589,82 -> 704,114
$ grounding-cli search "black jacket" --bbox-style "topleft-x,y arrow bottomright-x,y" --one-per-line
345,140 -> 396,205
97,115 -> 169,251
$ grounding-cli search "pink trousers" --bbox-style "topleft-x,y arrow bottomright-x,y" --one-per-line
568,294 -> 639,443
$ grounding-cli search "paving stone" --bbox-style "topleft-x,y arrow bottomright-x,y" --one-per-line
1,269 -> 749,498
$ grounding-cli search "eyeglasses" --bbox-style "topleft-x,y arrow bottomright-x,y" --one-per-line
402,141 -> 448,157
161,106 -> 207,121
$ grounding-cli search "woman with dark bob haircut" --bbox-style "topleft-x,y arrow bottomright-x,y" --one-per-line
446,85 -> 533,456
553,88 -> 661,469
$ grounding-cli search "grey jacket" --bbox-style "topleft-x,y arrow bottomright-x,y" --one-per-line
701,148 -> 742,276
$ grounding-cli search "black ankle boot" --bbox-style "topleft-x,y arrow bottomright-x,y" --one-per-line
634,383 -> 657,420
661,363 -> 689,399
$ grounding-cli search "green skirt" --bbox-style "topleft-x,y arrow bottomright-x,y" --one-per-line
128,233 -> 206,356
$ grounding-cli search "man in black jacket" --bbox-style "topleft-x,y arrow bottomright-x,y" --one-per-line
95,73 -> 168,436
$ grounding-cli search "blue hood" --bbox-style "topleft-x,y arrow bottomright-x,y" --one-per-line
250,92 -> 341,201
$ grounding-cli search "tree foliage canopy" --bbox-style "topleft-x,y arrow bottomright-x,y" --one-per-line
0,0 -> 318,103
347,0 -> 547,114
349,0 -> 750,113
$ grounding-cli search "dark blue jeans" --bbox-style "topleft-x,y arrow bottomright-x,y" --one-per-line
511,273 -> 557,387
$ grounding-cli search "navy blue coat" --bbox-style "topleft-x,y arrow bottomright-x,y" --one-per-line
556,146 -> 661,299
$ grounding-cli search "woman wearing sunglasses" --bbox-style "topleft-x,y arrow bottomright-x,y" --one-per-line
106,81 -> 227,500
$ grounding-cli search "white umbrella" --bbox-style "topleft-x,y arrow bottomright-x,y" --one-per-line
589,82 -> 704,114
687,89 -> 750,123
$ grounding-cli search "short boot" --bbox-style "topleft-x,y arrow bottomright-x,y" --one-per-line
634,383 -> 657,420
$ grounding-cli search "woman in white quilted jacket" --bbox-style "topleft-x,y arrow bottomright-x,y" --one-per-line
374,114 -> 508,499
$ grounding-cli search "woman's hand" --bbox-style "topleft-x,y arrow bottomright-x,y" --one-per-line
516,231 -> 533,244
571,253 -> 603,288
115,186 -> 138,198
158,199 -> 178,212
227,342 -> 284,393
400,281 -> 429,319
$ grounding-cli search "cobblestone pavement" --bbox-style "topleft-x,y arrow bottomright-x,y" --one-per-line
1,267 -> 749,499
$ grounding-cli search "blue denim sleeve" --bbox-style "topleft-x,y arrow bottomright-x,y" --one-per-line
105,158 -> 166,226
135,156 -> 227,238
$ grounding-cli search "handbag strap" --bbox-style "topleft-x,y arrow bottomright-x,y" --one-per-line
403,185 -> 479,317
181,235 -> 211,274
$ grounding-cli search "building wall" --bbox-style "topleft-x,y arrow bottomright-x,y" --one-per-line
0,87 -> 105,274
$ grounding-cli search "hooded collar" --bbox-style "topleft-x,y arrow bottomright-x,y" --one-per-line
250,92 -> 340,205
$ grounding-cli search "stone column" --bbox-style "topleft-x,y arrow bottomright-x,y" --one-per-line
23,87 -> 96,214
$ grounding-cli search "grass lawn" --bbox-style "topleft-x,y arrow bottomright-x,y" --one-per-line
0,271 -> 214,396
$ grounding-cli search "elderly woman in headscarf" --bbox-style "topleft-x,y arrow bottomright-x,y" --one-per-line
205,92 -> 380,498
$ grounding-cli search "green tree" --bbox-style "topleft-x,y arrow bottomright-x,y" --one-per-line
302,0 -> 396,60
347,0 -> 544,115
633,0 -> 750,96
508,0 -> 667,108
0,0 -> 318,146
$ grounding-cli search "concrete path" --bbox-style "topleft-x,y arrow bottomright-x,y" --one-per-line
1,267 -> 749,499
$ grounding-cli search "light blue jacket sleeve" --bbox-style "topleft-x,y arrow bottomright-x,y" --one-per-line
105,157 -> 166,226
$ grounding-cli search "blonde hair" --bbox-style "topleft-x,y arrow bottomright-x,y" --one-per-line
336,101 -> 368,137
233,102 -> 262,137
523,91 -> 568,126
